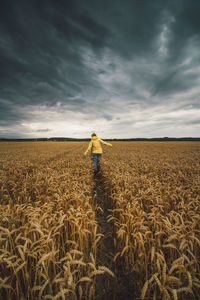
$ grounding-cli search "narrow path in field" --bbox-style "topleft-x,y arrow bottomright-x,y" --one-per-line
93,169 -> 116,299
93,169 -> 135,300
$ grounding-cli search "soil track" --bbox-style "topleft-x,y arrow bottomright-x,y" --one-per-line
93,169 -> 136,300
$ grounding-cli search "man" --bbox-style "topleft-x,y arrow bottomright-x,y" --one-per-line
84,133 -> 112,174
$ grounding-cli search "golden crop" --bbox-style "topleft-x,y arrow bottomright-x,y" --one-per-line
102,142 -> 200,300
0,141 -> 199,299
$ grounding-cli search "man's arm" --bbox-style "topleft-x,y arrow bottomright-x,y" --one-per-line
99,139 -> 112,147
84,141 -> 93,155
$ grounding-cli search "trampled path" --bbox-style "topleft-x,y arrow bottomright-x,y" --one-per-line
92,170 -> 136,300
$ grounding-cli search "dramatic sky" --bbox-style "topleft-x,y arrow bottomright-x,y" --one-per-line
1,0 -> 200,138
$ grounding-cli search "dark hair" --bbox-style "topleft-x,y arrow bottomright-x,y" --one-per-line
91,133 -> 96,137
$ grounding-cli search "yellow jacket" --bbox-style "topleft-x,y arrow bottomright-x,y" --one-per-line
84,136 -> 112,155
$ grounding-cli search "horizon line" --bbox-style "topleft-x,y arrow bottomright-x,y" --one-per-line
1,136 -> 200,140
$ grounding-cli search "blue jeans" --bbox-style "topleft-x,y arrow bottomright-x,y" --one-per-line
92,153 -> 102,171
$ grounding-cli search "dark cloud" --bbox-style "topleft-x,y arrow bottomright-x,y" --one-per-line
103,114 -> 113,121
0,99 -> 23,126
36,128 -> 51,132
0,0 -> 109,109
0,0 -> 200,137
187,119 -> 200,125
153,64 -> 200,96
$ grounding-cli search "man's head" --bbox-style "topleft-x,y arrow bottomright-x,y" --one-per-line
91,133 -> 96,137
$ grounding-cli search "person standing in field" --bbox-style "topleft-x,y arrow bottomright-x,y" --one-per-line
84,133 -> 112,174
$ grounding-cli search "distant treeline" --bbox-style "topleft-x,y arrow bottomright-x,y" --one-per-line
1,137 -> 200,142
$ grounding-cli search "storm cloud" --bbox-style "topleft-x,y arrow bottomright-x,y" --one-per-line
0,0 -> 200,138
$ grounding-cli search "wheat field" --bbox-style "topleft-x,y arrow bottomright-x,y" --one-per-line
0,141 -> 199,299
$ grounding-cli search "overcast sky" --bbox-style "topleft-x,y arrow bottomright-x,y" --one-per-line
0,0 -> 200,138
